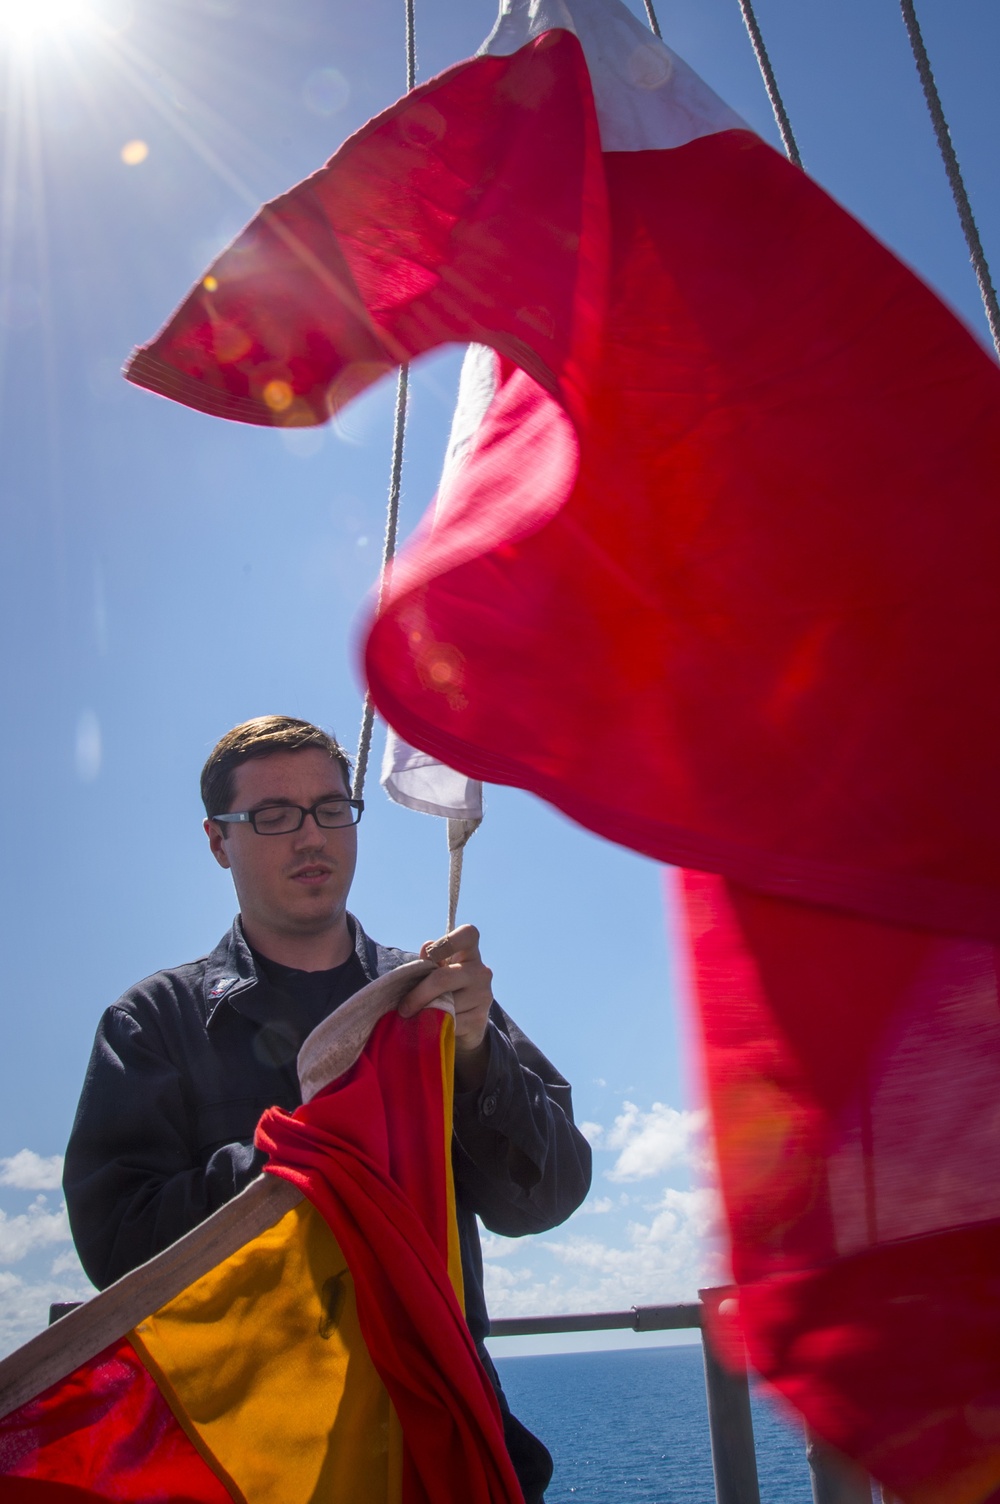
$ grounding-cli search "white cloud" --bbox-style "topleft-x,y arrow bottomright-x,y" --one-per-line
479,1093 -> 729,1326
541,1186 -> 724,1303
0,1150 -> 64,1191
480,1232 -> 522,1260
483,1262 -> 564,1316
0,1197 -> 72,1264
483,1261 -> 535,1294
0,1174 -> 94,1357
50,1249 -> 86,1277
632,1185 -> 722,1248
605,1102 -> 708,1182
482,1184 -> 727,1320
0,1266 -> 94,1359
0,1151 -> 96,1357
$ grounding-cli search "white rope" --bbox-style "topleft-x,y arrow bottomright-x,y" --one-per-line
447,817 -> 481,933
351,0 -> 478,941
897,0 -> 1000,358
447,832 -> 466,936
352,2 -> 416,803
640,0 -> 662,40
352,365 -> 409,800
404,0 -> 416,92
734,0 -> 803,168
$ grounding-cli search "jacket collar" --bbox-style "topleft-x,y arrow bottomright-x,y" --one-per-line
203,913 -> 382,1028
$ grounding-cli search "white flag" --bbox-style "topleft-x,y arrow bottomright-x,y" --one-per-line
379,343 -> 496,829
381,731 -> 483,821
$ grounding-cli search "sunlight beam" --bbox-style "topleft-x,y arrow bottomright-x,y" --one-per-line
0,0 -> 94,44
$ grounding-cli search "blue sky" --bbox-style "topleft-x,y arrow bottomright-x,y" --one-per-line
0,0 -> 996,1357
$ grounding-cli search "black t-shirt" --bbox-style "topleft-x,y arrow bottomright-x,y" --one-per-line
249,947 -> 367,1066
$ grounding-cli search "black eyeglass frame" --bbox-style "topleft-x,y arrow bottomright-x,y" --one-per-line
210,798 -> 364,834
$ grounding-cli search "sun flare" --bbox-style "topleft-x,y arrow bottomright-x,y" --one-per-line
0,0 -> 94,43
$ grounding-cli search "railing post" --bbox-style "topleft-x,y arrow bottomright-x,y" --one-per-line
805,1429 -> 873,1504
700,1326 -> 761,1504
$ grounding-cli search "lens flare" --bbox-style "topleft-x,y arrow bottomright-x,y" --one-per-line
263,379 -> 294,412
0,0 -> 93,41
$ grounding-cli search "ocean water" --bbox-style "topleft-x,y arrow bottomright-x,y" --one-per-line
494,1344 -> 815,1503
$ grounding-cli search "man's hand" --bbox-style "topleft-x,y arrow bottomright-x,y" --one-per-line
398,924 -> 494,1091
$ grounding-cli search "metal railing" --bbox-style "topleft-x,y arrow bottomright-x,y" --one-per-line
489,1292 -> 886,1504
51,1291 -> 889,1502
489,1301 -> 702,1338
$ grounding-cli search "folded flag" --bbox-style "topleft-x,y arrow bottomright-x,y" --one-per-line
122,0 -> 1000,1497
0,965 -> 521,1504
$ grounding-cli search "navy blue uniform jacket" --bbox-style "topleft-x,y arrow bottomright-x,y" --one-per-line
63,915 -> 592,1349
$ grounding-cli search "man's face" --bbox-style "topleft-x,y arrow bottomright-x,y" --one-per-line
205,748 -> 357,948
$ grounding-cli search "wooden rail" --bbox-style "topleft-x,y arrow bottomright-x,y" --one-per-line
0,1176 -> 302,1424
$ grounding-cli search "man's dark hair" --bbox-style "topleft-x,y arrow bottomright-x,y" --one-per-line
201,716 -> 352,820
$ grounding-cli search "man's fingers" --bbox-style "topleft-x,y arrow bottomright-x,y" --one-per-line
399,958 -> 492,1016
406,925 -> 492,1058
421,923 -> 481,965
421,935 -> 456,964
398,968 -> 460,1016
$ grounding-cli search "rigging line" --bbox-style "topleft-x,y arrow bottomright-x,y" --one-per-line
447,828 -> 465,936
734,0 -> 802,168
640,0 -> 662,41
897,0 -> 1000,359
352,365 -> 409,802
404,0 -> 416,92
353,0 -> 417,803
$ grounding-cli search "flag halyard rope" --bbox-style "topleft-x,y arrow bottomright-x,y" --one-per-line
643,5 -> 802,172
447,828 -> 466,936
350,0 -> 476,938
641,0 -> 662,41
352,1 -> 416,804
897,0 -> 1000,358
404,0 -> 416,92
352,364 -> 409,801
734,0 -> 803,168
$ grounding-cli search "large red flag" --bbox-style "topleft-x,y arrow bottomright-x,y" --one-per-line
684,872 -> 1000,1504
125,0 -> 1000,1496
127,0 -> 1000,937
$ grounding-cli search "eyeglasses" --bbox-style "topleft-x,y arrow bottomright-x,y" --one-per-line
211,798 -> 364,835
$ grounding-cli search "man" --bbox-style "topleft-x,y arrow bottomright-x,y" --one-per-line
64,715 -> 591,1502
